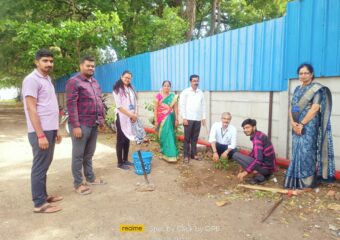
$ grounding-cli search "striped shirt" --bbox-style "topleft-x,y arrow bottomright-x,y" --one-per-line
66,74 -> 105,128
247,131 -> 276,173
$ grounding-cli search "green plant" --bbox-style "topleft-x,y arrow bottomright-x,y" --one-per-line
144,101 -> 155,112
147,132 -> 159,143
214,157 -> 230,171
144,101 -> 155,125
175,124 -> 184,150
105,104 -> 116,125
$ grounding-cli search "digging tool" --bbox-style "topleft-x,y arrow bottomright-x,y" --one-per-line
238,184 -> 312,223
135,150 -> 155,192
261,196 -> 284,223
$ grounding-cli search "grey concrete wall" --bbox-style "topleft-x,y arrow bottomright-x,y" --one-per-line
209,91 -> 285,155
56,76 -> 339,170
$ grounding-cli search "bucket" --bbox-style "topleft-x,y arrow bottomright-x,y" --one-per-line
132,151 -> 153,175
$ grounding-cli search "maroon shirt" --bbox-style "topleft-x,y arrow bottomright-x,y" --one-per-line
66,74 -> 105,128
247,131 -> 277,173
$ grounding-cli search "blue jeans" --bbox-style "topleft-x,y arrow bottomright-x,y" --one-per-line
28,130 -> 57,208
70,124 -> 97,188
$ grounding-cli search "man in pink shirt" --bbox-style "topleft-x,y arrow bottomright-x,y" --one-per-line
22,49 -> 63,213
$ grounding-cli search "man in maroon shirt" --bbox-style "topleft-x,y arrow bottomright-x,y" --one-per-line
232,118 -> 276,184
66,56 -> 106,195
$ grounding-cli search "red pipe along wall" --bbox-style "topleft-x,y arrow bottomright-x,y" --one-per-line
144,127 -> 340,180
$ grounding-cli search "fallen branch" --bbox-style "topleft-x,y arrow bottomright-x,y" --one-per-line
237,184 -> 310,196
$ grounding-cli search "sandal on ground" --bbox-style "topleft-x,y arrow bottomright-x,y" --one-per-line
75,184 -> 92,195
183,157 -> 190,164
33,203 -> 62,214
192,155 -> 202,161
46,195 -> 63,203
86,178 -> 107,185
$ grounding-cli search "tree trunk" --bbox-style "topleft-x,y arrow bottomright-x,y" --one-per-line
196,20 -> 203,39
185,0 -> 196,41
217,0 -> 221,33
209,0 -> 217,36
69,0 -> 76,19
76,39 -> 80,60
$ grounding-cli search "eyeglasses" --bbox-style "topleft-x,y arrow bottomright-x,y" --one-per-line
299,72 -> 311,75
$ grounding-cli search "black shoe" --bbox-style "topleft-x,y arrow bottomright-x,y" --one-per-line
247,174 -> 266,185
117,164 -> 130,170
123,161 -> 133,166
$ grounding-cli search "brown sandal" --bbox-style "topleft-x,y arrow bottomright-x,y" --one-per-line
46,195 -> 63,203
75,184 -> 92,195
33,203 -> 62,213
86,178 -> 107,185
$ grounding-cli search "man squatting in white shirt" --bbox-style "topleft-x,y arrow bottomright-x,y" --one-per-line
209,112 -> 237,161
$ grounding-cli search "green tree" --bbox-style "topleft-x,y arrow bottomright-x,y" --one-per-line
112,1 -> 188,56
0,11 -> 122,87
0,0 -> 189,88
219,0 -> 289,31
0,0 -> 291,89
127,7 -> 188,54
0,0 -> 114,22
190,0 -> 290,39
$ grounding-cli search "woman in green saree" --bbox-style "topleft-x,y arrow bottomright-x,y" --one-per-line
154,81 -> 179,162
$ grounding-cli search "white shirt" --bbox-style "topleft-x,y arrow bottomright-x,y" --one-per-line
179,87 -> 206,121
208,122 -> 237,149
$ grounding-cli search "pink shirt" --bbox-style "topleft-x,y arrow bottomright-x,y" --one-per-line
113,87 -> 136,140
22,69 -> 59,133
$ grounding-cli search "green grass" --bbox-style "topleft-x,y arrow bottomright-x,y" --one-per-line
0,99 -> 16,103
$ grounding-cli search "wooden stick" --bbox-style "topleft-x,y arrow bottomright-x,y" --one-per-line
261,197 -> 284,223
237,184 -> 301,195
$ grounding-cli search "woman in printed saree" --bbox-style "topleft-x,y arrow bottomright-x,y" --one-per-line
284,63 -> 335,189
154,80 -> 179,162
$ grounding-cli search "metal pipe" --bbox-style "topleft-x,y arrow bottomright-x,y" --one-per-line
268,91 -> 273,140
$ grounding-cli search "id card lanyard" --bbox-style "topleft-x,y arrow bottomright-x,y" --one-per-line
126,88 -> 136,114
221,127 -> 228,139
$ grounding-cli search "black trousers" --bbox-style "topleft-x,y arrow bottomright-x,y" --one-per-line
216,142 -> 236,158
183,120 -> 201,158
116,114 -> 130,166
216,142 -> 228,156
232,152 -> 271,176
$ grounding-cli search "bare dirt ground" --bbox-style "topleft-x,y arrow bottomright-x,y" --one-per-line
0,103 -> 339,240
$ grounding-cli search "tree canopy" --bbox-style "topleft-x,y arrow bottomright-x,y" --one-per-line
0,0 -> 290,88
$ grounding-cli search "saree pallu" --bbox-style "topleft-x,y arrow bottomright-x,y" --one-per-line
284,82 -> 335,189
156,93 -> 178,162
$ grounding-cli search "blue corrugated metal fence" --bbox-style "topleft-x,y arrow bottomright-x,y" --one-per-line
55,0 -> 340,93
